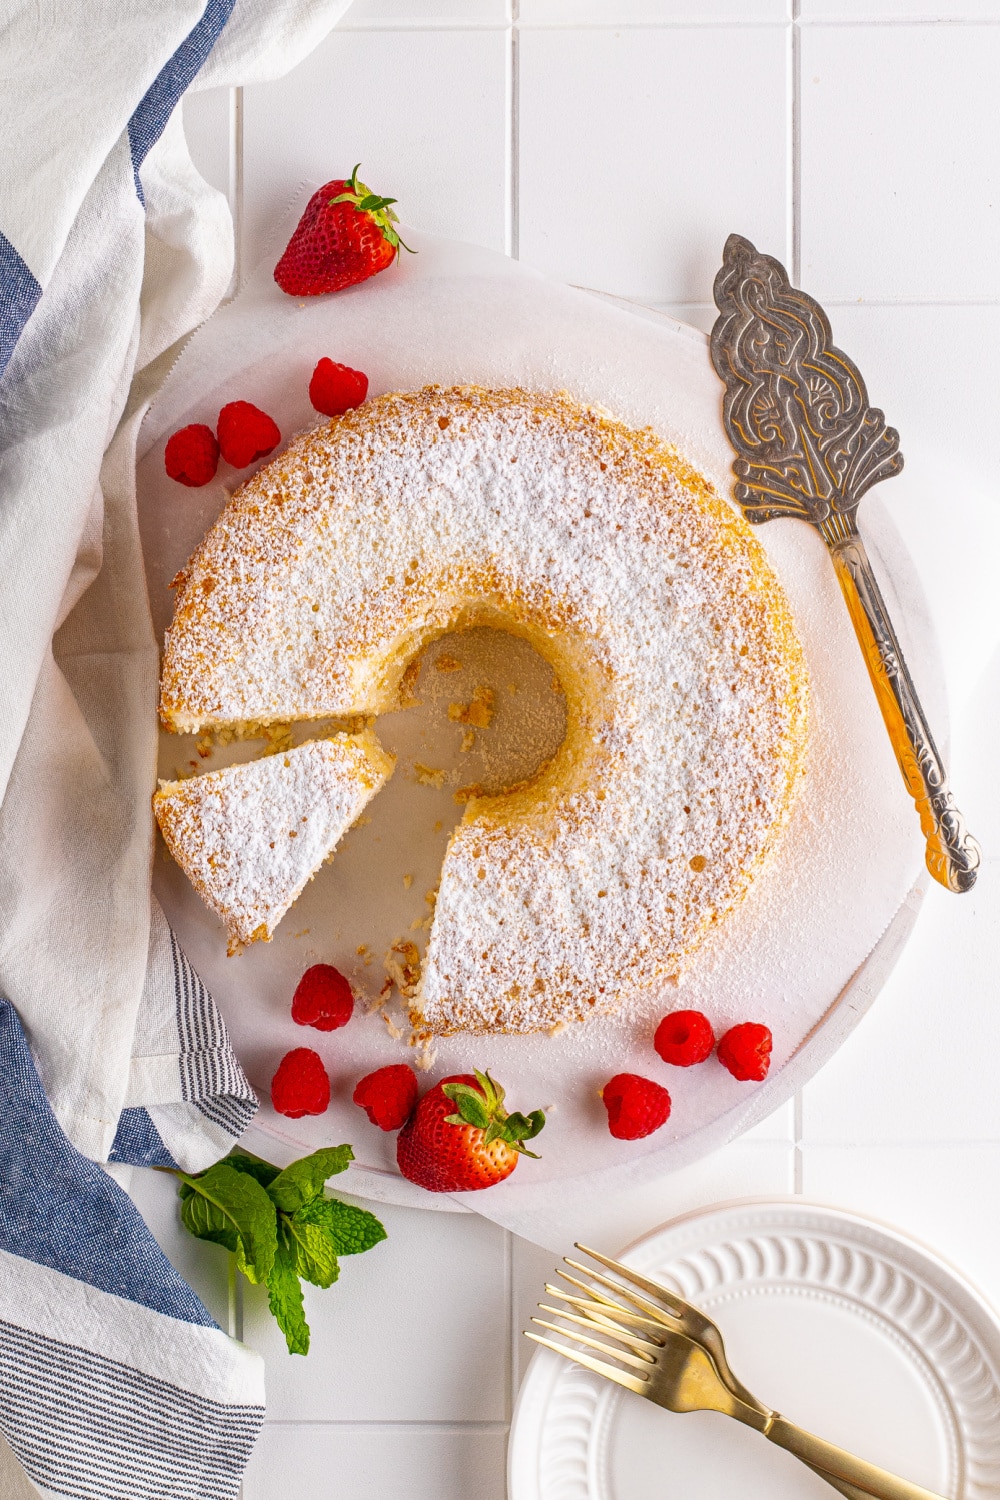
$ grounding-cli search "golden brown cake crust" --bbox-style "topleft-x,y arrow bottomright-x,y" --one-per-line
159,386 -> 808,1031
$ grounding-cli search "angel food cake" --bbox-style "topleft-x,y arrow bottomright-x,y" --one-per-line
159,386 -> 808,1032
154,732 -> 393,953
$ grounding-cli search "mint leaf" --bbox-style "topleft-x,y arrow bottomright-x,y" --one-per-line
296,1196 -> 387,1257
267,1146 -> 354,1214
177,1164 -> 277,1283
225,1151 -> 281,1188
267,1229 -> 310,1356
283,1216 -> 341,1289
170,1143 -> 386,1359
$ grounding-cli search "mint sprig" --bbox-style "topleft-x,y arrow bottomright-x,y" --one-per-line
163,1145 -> 386,1355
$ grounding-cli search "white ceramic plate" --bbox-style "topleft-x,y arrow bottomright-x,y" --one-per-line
509,1200 -> 1000,1499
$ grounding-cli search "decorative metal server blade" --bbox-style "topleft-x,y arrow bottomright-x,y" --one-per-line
710,233 -> 979,893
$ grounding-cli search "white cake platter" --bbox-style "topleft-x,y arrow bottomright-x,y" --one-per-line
509,1199 -> 1000,1499
137,203 -> 940,1228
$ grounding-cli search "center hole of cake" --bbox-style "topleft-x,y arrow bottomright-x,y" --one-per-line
397,626 -> 568,799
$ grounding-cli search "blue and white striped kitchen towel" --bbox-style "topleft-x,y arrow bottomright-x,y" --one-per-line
0,1 -> 347,1494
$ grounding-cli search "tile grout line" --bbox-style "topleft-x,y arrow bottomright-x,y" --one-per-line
258,1420 -> 514,1431
510,0 -> 520,261
512,16 -> 1000,29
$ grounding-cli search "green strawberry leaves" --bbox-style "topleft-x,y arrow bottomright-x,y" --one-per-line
442,1069 -> 546,1159
329,163 -> 415,256
166,1144 -> 386,1356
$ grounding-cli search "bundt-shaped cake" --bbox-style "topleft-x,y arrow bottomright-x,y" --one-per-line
159,386 -> 808,1030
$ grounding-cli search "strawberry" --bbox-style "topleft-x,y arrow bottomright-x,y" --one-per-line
654,1009 -> 715,1067
309,358 -> 369,417
601,1073 -> 671,1140
353,1064 -> 419,1131
291,963 -> 354,1031
216,401 -> 281,468
164,424 -> 219,486
397,1070 -> 545,1193
717,1023 -> 772,1082
270,1048 -> 330,1118
274,165 -> 413,297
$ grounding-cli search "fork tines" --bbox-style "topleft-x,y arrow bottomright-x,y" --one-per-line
526,1250 -> 681,1394
523,1325 -> 650,1395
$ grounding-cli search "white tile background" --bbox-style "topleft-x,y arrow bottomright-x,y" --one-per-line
146,2 -> 1000,1494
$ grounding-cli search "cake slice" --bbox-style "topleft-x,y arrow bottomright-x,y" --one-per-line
154,731 -> 393,953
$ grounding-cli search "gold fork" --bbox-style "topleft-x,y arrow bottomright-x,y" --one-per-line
568,1245 -> 869,1500
526,1248 -> 950,1500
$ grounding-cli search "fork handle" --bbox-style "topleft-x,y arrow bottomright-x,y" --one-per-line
765,1413 -> 950,1500
828,533 -> 980,894
803,1462 -> 894,1500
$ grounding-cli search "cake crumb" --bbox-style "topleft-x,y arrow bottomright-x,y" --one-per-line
447,685 -> 494,728
398,657 -> 421,708
433,820 -> 443,833
414,762 -> 446,789
381,1009 -> 404,1041
353,813 -> 371,827
356,944 -> 368,956
293,929 -> 310,938
548,1020 -> 567,1037
460,728 -> 475,753
384,940 -> 421,999
195,736 -> 214,760
262,722 -> 293,754
402,873 -> 413,889
413,1039 -> 438,1071
435,653 -> 462,673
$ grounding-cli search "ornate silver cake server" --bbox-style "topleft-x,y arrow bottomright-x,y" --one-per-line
710,234 -> 979,893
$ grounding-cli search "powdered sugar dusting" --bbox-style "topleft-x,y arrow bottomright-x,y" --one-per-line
160,387 -> 808,1028
153,733 -> 393,951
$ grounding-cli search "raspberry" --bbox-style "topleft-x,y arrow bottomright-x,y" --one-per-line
601,1073 -> 671,1140
270,1048 -> 330,1118
164,424 -> 219,487
654,1009 -> 715,1067
291,964 -> 354,1031
309,358 -> 369,417
717,1023 -> 773,1082
216,400 -> 281,468
353,1064 -> 419,1130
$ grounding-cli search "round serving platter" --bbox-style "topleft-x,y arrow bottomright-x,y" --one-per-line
509,1199 -> 1000,1500
137,208 -> 939,1217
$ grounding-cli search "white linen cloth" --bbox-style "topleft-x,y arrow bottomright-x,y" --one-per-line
0,3 -> 347,1495
0,0 -> 346,1167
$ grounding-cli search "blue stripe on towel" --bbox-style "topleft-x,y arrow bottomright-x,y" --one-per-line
109,1107 -> 177,1168
0,1000 -> 214,1326
170,929 -> 258,1138
0,230 -> 42,382
0,1319 -> 261,1500
127,0 -> 237,201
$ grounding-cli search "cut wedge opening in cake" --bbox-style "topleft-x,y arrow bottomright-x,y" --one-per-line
157,386 -> 809,1033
